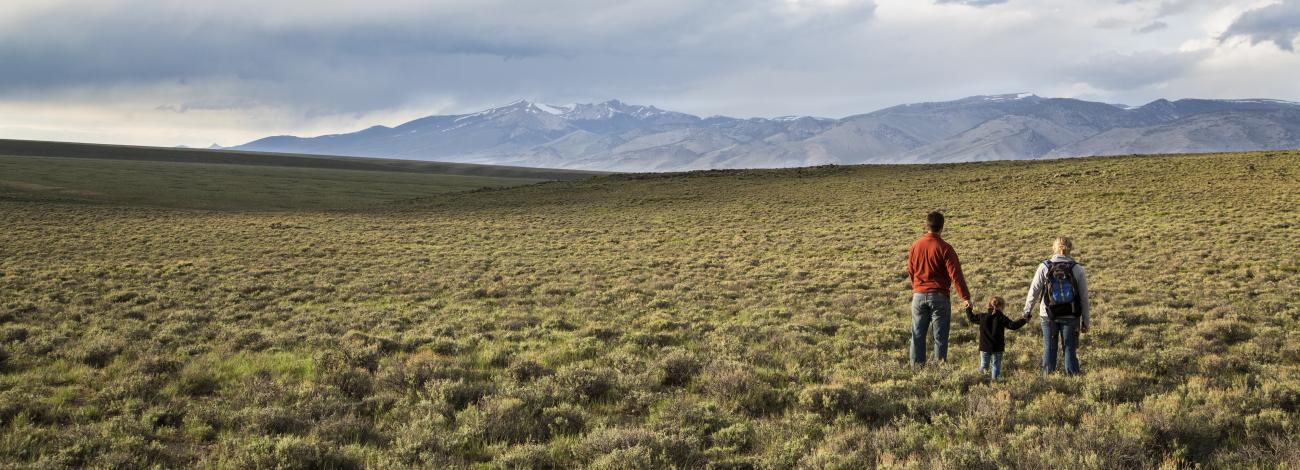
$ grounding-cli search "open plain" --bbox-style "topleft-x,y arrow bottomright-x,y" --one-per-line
1,150 -> 1298,467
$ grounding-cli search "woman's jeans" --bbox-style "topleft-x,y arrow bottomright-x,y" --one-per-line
1041,317 -> 1081,375
980,351 -> 1003,379
910,292 -> 951,364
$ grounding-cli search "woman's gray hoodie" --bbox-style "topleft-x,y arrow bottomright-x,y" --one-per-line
1022,254 -> 1090,328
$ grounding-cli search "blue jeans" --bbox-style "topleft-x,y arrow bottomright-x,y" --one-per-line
1042,317 -> 1081,375
980,351 -> 1003,380
910,293 -> 951,364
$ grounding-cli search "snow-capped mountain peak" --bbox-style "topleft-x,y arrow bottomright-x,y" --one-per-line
562,100 -> 632,120
978,92 -> 1038,101
535,103 -> 572,115
451,99 -> 713,123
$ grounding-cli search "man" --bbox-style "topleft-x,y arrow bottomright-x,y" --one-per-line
1023,236 -> 1090,375
907,211 -> 972,364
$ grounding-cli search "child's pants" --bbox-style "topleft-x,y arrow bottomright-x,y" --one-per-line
979,351 -> 1003,380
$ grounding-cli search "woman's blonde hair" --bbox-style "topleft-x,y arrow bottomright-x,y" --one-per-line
1053,236 -> 1073,256
986,296 -> 1006,312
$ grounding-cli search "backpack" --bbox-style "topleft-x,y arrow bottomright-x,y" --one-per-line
1042,260 -> 1079,318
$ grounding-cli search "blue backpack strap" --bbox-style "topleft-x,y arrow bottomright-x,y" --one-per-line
1065,261 -> 1081,307
1040,260 -> 1053,306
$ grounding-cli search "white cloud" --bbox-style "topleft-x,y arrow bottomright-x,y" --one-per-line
933,0 -> 1008,7
1066,50 -> 1208,90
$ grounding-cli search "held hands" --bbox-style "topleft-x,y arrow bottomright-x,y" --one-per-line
960,299 -> 971,310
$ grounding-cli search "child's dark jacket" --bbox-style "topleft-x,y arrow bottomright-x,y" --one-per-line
966,308 -> 1027,353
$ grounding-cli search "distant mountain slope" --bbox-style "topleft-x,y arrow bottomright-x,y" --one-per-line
900,115 -> 1087,162
231,95 -> 1300,171
1047,109 -> 1300,158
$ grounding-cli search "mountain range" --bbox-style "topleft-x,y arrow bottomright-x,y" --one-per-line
231,94 -> 1300,172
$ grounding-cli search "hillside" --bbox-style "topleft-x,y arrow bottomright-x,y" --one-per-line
0,139 -> 603,181
0,151 -> 1298,467
230,95 -> 1300,171
1048,109 -> 1300,157
0,139 -> 602,210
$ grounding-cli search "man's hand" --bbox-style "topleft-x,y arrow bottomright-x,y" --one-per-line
960,299 -> 971,310
1080,324 -> 1089,334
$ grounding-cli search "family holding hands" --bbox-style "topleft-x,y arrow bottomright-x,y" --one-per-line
907,211 -> 1090,379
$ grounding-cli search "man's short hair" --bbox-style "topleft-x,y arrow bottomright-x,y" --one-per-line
926,211 -> 944,232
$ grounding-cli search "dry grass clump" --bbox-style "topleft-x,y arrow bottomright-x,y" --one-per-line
0,151 -> 1297,466
657,349 -> 701,386
580,427 -> 702,468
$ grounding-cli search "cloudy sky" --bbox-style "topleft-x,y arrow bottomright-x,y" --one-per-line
2,0 -> 1298,147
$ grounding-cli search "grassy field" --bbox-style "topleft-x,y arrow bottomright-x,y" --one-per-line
0,155 -> 562,211
0,139 -> 606,180
0,150 -> 1298,467
0,140 -> 602,211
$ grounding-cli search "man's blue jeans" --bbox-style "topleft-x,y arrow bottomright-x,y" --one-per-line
910,292 -> 951,364
980,351 -> 1003,380
1041,317 -> 1081,375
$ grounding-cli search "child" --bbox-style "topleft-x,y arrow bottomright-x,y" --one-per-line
965,296 -> 1030,380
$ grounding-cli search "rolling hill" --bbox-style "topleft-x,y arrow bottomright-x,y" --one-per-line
0,139 -> 602,210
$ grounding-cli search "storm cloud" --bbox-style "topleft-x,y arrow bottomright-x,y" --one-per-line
0,0 -> 877,113
1221,0 -> 1300,51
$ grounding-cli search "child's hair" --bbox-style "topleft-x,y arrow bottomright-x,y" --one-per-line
985,296 -> 1006,312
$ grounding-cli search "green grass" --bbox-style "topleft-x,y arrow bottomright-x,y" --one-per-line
0,155 -> 557,210
0,138 -> 606,180
0,150 -> 1298,467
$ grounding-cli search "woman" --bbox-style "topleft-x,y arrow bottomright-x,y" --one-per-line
1021,237 -> 1090,375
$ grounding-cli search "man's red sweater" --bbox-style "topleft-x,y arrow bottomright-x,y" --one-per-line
908,232 -> 971,301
